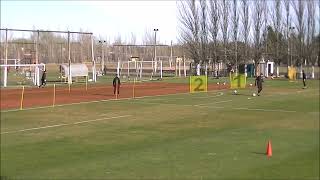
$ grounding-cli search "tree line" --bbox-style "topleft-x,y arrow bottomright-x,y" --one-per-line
177,0 -> 320,71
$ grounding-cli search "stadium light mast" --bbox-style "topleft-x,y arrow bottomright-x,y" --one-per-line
98,40 -> 107,75
289,26 -> 295,67
154,28 -> 159,73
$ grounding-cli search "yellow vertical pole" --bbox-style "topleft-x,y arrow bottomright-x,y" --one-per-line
53,84 -> 56,107
20,86 -> 25,110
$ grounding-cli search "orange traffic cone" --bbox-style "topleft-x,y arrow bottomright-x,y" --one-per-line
266,140 -> 272,157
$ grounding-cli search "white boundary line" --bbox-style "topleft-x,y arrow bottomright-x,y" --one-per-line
194,100 -> 233,106
1,115 -> 131,135
1,90 -> 227,113
129,100 -> 298,113
147,92 -> 224,101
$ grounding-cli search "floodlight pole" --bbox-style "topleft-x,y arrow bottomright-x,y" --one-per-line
153,29 -> 158,73
68,31 -> 72,84
99,40 -> 106,75
289,26 -> 295,67
91,35 -> 96,82
4,29 -> 8,87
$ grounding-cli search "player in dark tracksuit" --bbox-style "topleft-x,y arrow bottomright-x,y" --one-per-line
39,70 -> 47,88
302,70 -> 307,88
255,73 -> 264,96
113,75 -> 121,95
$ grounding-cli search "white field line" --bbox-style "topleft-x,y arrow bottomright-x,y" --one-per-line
131,100 -> 232,108
1,90 -> 227,113
149,92 -> 224,101
1,115 -> 131,135
130,101 -> 298,113
194,100 -> 233,106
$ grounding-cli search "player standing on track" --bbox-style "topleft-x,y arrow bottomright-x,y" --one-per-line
113,74 -> 121,95
302,70 -> 307,88
39,70 -> 47,88
255,73 -> 264,96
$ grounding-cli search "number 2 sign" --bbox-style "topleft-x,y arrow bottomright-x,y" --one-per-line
189,76 -> 208,93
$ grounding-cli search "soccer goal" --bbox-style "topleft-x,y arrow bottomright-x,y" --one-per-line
118,60 -> 163,82
0,63 -> 45,87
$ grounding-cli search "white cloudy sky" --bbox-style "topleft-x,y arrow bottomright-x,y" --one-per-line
1,1 -> 178,44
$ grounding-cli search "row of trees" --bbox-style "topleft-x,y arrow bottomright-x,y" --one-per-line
178,0 -> 320,70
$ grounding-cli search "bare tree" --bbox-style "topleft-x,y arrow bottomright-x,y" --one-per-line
292,0 -> 305,66
306,0 -> 315,65
232,0 -> 239,73
199,0 -> 208,66
208,0 -> 220,76
271,0 -> 282,66
262,0 -> 269,58
178,0 -> 201,64
220,0 -> 230,65
241,0 -> 250,64
285,0 -> 290,66
253,0 -> 264,66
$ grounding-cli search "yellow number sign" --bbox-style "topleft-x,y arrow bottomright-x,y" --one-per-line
189,76 -> 208,93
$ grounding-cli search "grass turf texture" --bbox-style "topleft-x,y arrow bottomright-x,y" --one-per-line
1,79 -> 319,179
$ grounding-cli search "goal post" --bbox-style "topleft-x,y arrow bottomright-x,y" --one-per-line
118,60 -> 163,82
0,63 -> 45,87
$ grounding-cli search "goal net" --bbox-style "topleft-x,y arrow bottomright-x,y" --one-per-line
0,63 -> 45,87
118,60 -> 163,82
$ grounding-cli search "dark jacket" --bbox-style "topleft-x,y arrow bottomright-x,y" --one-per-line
113,76 -> 121,86
41,71 -> 46,81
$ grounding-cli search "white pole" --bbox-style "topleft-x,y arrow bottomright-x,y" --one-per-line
36,66 -> 40,86
175,58 -> 178,77
170,40 -> 173,69
178,59 -> 181,77
311,66 -> 315,79
300,64 -> 303,79
205,63 -> 208,76
184,59 -> 186,77
276,66 -> 279,77
91,35 -> 96,82
128,61 -> 130,79
117,60 -> 120,76
140,61 -> 142,79
160,60 -> 163,79
68,31 -> 72,84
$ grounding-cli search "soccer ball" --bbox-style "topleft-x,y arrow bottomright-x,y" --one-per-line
223,82 -> 226,85
217,82 -> 220,85
249,83 -> 253,87
252,93 -> 256,97
233,90 -> 238,95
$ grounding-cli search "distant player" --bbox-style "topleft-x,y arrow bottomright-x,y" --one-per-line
113,74 -> 121,95
39,70 -> 47,88
302,70 -> 307,88
255,73 -> 264,96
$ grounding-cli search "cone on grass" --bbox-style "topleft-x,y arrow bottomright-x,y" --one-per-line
266,140 -> 272,157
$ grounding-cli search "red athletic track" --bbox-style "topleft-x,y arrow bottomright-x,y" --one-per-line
1,82 -> 228,110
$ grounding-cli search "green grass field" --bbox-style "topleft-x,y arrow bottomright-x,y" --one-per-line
1,78 -> 319,179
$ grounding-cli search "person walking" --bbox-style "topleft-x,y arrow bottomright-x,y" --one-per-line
255,73 -> 264,96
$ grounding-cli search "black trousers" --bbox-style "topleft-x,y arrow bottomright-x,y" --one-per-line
258,86 -> 262,93
303,79 -> 306,87
113,85 -> 120,94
